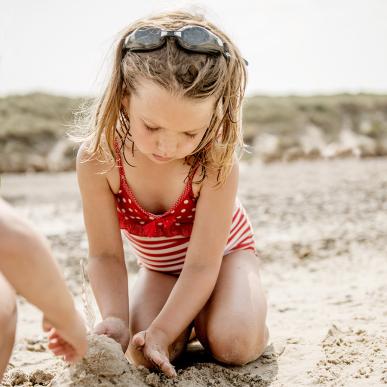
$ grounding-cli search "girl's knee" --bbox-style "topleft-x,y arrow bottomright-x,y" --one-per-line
206,324 -> 268,366
0,298 -> 17,346
0,275 -> 17,343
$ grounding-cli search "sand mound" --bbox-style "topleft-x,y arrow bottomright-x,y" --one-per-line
49,335 -> 149,386
48,334 -> 269,387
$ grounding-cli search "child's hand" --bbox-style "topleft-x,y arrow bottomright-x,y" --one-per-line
43,310 -> 88,363
132,327 -> 177,378
93,316 -> 130,352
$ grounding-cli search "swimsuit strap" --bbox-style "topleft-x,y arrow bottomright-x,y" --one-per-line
113,139 -> 128,185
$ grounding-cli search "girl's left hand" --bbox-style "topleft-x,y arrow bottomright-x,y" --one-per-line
42,311 -> 88,363
131,327 -> 177,378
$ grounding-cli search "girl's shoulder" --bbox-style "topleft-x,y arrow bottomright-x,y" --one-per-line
200,154 -> 239,192
76,141 -> 119,192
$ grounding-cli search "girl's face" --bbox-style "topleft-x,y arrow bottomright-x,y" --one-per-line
124,79 -> 216,164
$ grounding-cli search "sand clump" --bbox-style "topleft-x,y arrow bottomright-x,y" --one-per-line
3,369 -> 54,386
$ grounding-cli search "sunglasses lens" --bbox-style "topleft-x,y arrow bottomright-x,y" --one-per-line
181,27 -> 210,45
131,27 -> 162,49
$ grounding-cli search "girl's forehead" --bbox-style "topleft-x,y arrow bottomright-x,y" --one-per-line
131,80 -> 215,130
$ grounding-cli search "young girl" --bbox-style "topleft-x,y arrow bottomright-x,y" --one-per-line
77,10 -> 268,378
0,198 -> 87,381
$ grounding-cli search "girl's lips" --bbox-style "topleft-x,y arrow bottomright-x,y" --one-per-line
152,154 -> 172,161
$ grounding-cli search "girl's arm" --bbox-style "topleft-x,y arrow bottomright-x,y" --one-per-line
148,159 -> 240,344
0,199 -> 76,325
76,145 -> 129,347
0,198 -> 87,361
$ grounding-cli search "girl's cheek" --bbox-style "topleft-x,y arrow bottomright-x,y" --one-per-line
185,141 -> 201,155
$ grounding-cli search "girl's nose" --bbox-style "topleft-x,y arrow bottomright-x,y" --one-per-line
156,136 -> 177,157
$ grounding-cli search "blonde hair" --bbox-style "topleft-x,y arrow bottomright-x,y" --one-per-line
78,10 -> 247,186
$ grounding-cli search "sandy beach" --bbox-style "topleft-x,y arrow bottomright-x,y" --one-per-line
1,158 -> 386,386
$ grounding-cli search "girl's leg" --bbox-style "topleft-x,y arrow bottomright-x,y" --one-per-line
194,250 -> 269,365
127,267 -> 192,367
0,272 -> 17,380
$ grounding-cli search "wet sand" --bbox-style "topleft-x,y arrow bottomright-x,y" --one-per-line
1,158 -> 386,386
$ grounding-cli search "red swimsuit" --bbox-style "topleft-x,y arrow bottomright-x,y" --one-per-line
115,145 -> 257,275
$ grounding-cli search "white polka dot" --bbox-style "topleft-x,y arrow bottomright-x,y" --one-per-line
117,207 -> 121,212
184,200 -> 189,204
157,222 -> 163,226
130,216 -> 135,219
122,198 -> 126,203
149,216 -> 155,220
171,210 -> 175,214
181,209 -> 186,213
192,208 -> 196,212
129,208 -> 133,212
134,209 -> 138,213
122,208 -> 126,213
175,223 -> 181,226
117,198 -> 121,202
135,216 -> 140,219
128,199 -> 132,204
188,215 -> 193,218
124,216 -> 128,220
176,216 -> 182,219
140,221 -> 145,224
119,190 -> 122,194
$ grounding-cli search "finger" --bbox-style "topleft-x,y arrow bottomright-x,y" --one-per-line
132,331 -> 146,349
42,320 -> 52,332
48,337 -> 63,345
51,347 -> 67,356
48,342 -> 64,350
54,342 -> 73,353
161,363 -> 177,378
48,341 -> 71,351
48,330 -> 60,340
48,337 -> 67,348
93,325 -> 108,335
158,358 -> 177,378
149,350 -> 163,366
149,350 -> 176,378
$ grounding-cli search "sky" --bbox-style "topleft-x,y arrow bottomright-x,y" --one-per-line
1,0 -> 386,97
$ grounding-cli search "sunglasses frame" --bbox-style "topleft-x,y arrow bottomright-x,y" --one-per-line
122,25 -> 248,65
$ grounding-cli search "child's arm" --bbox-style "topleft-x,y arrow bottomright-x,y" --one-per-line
0,199 -> 87,362
76,145 -> 130,351
132,160 -> 239,374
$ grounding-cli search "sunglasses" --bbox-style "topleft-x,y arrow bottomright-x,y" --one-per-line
122,25 -> 248,65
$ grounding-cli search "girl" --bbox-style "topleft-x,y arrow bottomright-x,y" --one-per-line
0,198 -> 87,381
77,10 -> 269,378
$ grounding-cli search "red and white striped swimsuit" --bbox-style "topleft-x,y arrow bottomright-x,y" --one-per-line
115,152 -> 257,275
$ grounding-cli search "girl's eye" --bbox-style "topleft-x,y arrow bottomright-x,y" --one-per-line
185,133 -> 197,139
145,125 -> 159,133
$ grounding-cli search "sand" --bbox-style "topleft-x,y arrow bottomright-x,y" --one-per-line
1,158 -> 386,386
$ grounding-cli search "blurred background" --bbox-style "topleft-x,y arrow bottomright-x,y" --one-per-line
1,0 -> 387,170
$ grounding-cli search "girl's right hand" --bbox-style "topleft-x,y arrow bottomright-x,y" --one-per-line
93,317 -> 130,352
